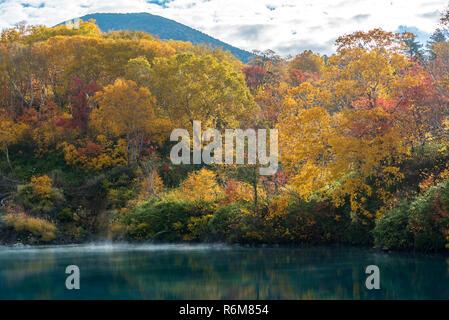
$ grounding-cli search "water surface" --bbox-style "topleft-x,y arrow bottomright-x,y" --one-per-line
0,243 -> 448,299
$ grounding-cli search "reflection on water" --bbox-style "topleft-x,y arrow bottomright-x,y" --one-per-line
0,243 -> 448,299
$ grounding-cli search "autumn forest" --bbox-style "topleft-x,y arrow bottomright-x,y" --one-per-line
1,9 -> 449,252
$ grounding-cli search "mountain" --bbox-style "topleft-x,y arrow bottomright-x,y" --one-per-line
60,12 -> 253,63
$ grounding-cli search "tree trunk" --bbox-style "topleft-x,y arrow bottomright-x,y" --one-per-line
132,138 -> 137,163
253,182 -> 258,214
126,134 -> 131,167
253,167 -> 258,214
274,173 -> 279,195
4,142 -> 12,171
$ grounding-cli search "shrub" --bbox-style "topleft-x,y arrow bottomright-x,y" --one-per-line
107,187 -> 136,209
209,203 -> 245,242
185,200 -> 216,217
30,175 -> 52,198
5,213 -> 57,243
267,195 -> 351,245
121,200 -> 191,241
343,219 -> 374,246
224,179 -> 254,203
185,215 -> 214,241
373,202 -> 414,250
374,181 -> 449,251
408,188 -> 447,251
108,221 -> 127,240
17,178 -> 65,217
62,225 -> 89,242
56,208 -> 74,223
103,170 -> 139,209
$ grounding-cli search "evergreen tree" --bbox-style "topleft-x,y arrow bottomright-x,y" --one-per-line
404,36 -> 424,61
426,29 -> 447,59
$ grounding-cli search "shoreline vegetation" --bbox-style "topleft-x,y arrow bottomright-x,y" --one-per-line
2,9 -> 449,253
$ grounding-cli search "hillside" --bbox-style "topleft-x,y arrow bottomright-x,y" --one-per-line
60,12 -> 253,63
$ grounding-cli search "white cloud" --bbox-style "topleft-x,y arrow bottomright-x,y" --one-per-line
0,0 -> 447,55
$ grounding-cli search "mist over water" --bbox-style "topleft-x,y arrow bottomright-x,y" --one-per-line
0,244 -> 448,299
0,242 -> 230,254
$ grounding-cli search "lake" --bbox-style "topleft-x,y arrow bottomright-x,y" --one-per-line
0,243 -> 448,299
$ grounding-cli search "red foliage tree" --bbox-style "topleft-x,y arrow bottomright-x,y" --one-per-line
56,78 -> 100,130
78,141 -> 105,158
243,65 -> 267,90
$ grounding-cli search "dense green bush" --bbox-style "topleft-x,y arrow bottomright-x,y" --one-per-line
120,196 -> 377,246
121,200 -> 192,241
121,200 -> 255,243
56,208 -> 74,223
373,202 -> 414,250
208,203 -> 246,242
104,171 -> 139,209
265,197 -> 353,245
159,162 -> 203,188
374,181 -> 449,251
61,225 -> 89,242
408,187 -> 447,251
17,184 -> 65,217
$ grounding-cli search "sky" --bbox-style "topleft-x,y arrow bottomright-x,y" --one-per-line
0,0 -> 447,56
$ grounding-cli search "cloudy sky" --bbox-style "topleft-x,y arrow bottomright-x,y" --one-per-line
0,0 -> 447,55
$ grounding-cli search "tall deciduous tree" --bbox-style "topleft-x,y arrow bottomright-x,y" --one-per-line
278,29 -> 424,217
92,78 -> 156,166
0,113 -> 27,170
148,53 -> 256,130
55,78 -> 100,131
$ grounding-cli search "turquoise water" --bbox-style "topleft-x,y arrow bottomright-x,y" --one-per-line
0,243 -> 448,299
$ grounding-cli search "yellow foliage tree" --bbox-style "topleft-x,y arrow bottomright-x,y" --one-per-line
289,50 -> 324,74
30,175 -> 52,199
92,78 -> 156,166
177,168 -> 222,202
278,30 -> 417,217
148,53 -> 257,130
0,113 -> 27,169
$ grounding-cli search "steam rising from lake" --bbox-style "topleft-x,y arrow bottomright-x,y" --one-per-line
0,243 -> 231,255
